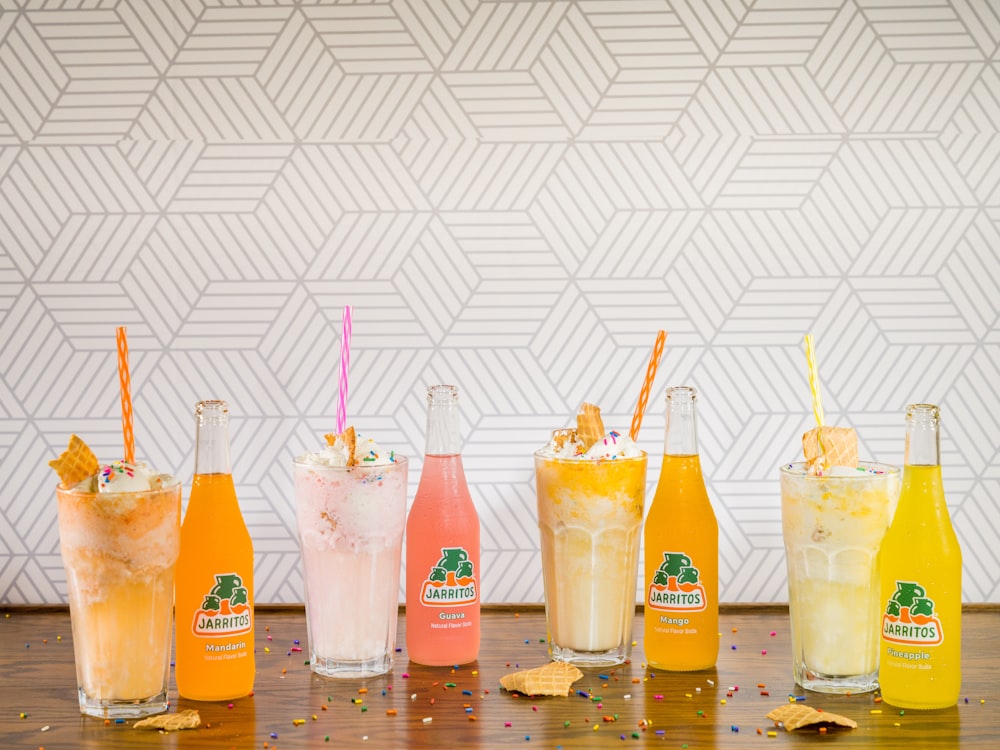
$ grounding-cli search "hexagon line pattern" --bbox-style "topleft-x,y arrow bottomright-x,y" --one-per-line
0,0 -> 998,605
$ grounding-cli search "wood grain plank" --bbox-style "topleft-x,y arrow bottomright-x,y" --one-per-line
0,606 -> 995,748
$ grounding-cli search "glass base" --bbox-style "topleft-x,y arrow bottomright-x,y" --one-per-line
550,642 -> 630,668
795,665 -> 878,695
310,653 -> 392,678
79,687 -> 169,719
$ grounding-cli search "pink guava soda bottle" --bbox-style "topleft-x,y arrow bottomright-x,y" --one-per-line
405,385 -> 481,666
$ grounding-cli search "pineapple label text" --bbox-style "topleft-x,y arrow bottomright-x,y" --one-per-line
886,646 -> 932,664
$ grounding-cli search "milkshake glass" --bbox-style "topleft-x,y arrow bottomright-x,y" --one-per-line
535,451 -> 647,666
780,462 -> 900,693
57,480 -> 181,718
294,455 -> 408,677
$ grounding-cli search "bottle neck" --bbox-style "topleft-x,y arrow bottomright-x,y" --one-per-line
904,403 -> 940,467
663,386 -> 699,456
425,385 -> 461,456
194,400 -> 232,475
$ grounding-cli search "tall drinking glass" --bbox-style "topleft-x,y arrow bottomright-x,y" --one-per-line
780,462 -> 900,693
294,456 -> 408,677
535,452 -> 647,666
57,481 -> 181,718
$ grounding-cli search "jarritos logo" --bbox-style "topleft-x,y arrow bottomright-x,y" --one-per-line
881,581 -> 943,646
419,547 -> 478,607
647,552 -> 707,612
192,573 -> 253,637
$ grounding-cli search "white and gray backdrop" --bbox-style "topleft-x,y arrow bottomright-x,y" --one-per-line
1,0 -> 998,605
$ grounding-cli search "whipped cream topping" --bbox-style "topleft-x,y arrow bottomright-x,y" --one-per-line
538,429 -> 642,460
583,430 -> 642,460
297,433 -> 395,467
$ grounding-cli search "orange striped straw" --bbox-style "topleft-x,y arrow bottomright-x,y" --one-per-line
116,326 -> 135,464
629,329 -> 667,441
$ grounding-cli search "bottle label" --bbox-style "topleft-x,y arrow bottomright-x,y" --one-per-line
419,547 -> 478,607
647,551 -> 707,612
881,580 -> 944,646
191,572 -> 253,637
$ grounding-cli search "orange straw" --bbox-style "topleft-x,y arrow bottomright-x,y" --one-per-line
629,329 -> 667,441
116,326 -> 135,464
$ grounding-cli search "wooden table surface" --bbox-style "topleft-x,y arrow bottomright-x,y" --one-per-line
1,605 -> 995,749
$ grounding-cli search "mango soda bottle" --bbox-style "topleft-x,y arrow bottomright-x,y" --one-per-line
643,386 -> 719,670
878,403 -> 961,709
175,400 -> 255,700
405,385 -> 480,666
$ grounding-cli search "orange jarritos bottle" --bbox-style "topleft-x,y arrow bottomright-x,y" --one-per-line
405,385 -> 480,666
175,400 -> 255,700
643,386 -> 719,670
878,404 -> 961,708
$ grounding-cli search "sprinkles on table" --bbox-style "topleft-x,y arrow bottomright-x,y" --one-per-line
129,612 -> 965,748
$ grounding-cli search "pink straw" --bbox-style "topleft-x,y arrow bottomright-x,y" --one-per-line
336,305 -> 353,434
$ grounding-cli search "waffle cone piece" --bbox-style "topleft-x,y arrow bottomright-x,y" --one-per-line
133,709 -> 201,731
324,426 -> 357,467
500,662 -> 583,697
767,703 -> 857,731
49,434 -> 99,488
576,403 -> 604,451
803,426 -> 857,473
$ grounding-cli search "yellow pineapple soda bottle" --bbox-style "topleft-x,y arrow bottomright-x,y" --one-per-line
878,404 -> 961,708
643,386 -> 718,670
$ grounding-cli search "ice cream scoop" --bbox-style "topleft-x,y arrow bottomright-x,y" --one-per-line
97,460 -> 164,492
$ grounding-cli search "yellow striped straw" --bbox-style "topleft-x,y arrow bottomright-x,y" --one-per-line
804,333 -> 827,467
804,334 -> 824,428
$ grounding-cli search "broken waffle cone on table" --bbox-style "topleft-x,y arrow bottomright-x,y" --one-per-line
324,425 -> 357,467
48,434 -> 99,488
576,402 -> 604,451
766,703 -> 857,732
803,425 -> 858,473
133,709 -> 201,731
500,661 -> 583,697
523,662 -> 583,696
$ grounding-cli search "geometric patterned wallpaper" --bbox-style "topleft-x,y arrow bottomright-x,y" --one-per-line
1,0 -> 998,605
